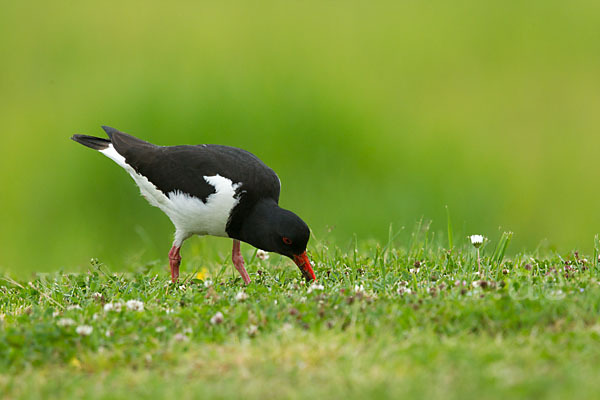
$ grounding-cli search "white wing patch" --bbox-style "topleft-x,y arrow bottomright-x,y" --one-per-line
100,144 -> 241,246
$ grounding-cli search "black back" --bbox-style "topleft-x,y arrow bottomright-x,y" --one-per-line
104,127 -> 281,236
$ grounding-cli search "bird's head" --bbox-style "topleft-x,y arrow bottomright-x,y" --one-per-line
236,201 -> 316,281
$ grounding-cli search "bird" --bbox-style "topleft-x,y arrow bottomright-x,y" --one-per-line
71,126 -> 315,284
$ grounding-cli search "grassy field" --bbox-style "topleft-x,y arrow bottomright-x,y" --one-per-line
2,229 -> 600,399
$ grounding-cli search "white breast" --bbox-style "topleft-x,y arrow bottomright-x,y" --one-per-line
100,144 -> 241,246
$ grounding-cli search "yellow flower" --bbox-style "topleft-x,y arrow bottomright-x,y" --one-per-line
69,357 -> 82,369
196,268 -> 209,281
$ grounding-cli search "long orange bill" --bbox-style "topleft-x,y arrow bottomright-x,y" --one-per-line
293,251 -> 316,281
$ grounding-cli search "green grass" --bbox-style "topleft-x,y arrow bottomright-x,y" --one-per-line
2,232 -> 600,399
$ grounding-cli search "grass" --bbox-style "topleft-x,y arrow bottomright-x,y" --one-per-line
2,230 -> 600,399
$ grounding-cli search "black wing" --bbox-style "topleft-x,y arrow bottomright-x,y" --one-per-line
105,126 -> 281,204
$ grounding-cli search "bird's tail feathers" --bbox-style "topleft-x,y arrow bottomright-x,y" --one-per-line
71,134 -> 111,150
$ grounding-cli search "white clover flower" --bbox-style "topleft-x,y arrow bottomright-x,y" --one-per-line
256,250 -> 269,260
469,235 -> 485,248
91,292 -> 103,301
104,302 -> 122,312
247,324 -> 258,337
307,283 -> 324,294
126,300 -> 144,312
397,287 -> 412,295
235,291 -> 249,301
57,318 -> 76,327
204,279 -> 213,288
76,325 -> 93,336
174,333 -> 189,342
66,305 -> 82,311
210,311 -> 224,325
354,284 -> 365,294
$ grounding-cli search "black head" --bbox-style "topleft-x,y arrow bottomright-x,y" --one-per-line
233,200 -> 315,281
267,207 -> 310,257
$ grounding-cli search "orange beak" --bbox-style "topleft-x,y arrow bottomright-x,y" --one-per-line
293,251 -> 316,281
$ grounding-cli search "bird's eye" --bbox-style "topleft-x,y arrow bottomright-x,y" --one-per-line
282,237 -> 292,245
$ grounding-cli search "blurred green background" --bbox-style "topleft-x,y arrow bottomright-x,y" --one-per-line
1,0 -> 599,276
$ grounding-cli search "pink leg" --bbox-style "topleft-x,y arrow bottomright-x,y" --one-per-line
232,240 -> 251,285
169,245 -> 181,283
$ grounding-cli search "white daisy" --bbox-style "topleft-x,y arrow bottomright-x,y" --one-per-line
469,235 -> 485,248
76,325 -> 93,336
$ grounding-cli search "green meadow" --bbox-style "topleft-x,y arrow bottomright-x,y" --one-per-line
2,234 -> 600,399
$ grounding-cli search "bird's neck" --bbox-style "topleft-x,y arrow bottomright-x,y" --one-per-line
229,199 -> 280,251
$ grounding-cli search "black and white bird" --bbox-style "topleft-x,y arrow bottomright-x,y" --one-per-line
72,126 -> 315,284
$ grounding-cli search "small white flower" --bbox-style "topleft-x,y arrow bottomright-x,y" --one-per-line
256,250 -> 269,260
354,284 -> 365,294
307,283 -> 324,294
247,324 -> 258,337
126,300 -> 144,312
472,281 -> 480,288
204,279 -> 213,288
235,291 -> 249,301
409,268 -> 420,274
155,326 -> 166,333
174,333 -> 189,342
52,310 -> 61,318
178,285 -> 186,291
104,302 -> 122,312
165,308 -> 174,315
274,300 -> 278,305
91,292 -> 103,301
397,287 -> 412,295
57,318 -> 76,327
105,330 -> 112,337
66,305 -> 82,311
210,311 -> 224,325
76,325 -> 93,336
469,235 -> 485,248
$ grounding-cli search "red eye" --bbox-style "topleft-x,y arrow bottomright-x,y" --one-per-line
282,237 -> 292,245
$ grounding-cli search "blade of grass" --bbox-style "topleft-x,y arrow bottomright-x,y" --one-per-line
446,205 -> 454,250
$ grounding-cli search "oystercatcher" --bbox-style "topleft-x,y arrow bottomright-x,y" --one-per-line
72,126 -> 315,284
